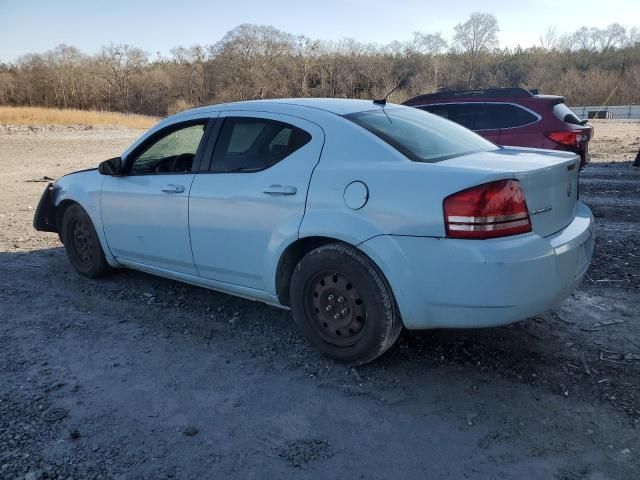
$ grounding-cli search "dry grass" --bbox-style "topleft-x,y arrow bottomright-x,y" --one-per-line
0,106 -> 157,129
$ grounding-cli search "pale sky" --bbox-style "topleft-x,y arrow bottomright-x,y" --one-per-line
1,0 -> 639,62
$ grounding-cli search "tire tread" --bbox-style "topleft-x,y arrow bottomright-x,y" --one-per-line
291,243 -> 402,365
61,204 -> 109,278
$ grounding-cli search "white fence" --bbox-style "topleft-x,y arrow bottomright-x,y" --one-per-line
570,105 -> 640,120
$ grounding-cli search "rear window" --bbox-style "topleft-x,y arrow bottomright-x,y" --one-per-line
553,103 -> 584,126
346,107 -> 497,163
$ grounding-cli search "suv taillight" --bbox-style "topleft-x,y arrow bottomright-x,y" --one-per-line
546,131 -> 589,148
443,180 -> 532,239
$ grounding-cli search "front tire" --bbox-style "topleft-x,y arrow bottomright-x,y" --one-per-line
61,204 -> 109,278
290,244 -> 402,365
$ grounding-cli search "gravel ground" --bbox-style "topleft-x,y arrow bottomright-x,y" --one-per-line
0,125 -> 639,480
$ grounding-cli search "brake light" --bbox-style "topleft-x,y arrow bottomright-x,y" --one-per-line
443,180 -> 532,239
546,131 -> 589,148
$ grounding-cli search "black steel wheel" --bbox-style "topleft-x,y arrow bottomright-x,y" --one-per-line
290,243 -> 402,365
61,204 -> 109,278
305,271 -> 367,347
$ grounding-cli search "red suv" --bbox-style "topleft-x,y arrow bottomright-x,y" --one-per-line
403,88 -> 593,166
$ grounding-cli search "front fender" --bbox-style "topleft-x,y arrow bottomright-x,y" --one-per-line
53,171 -> 119,267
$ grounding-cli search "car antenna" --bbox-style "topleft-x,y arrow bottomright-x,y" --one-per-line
373,77 -> 407,106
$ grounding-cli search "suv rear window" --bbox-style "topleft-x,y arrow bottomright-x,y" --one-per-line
553,103 -> 584,126
345,107 -> 497,163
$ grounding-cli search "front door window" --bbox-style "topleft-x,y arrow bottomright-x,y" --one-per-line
129,123 -> 207,175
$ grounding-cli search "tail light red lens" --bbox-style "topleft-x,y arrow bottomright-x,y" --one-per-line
546,131 -> 589,148
546,131 -> 577,147
443,179 -> 532,239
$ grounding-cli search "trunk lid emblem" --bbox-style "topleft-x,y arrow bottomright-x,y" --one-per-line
529,206 -> 553,215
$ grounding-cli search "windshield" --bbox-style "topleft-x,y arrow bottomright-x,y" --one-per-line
553,103 -> 585,126
345,107 -> 497,163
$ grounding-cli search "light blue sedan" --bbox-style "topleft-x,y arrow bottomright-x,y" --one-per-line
34,99 -> 595,364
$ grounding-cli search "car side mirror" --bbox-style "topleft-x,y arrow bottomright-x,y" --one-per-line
98,157 -> 123,176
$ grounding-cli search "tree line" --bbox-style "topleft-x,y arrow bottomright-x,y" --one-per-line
1,13 -> 639,117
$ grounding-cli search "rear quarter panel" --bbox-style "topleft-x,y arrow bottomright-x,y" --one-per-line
300,117 -> 509,241
498,98 -> 569,150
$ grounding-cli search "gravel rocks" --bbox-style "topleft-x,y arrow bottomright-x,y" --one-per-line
0,128 -> 639,478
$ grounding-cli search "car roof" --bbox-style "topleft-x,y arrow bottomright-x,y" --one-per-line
128,98 -> 400,158
175,98 -> 390,119
403,88 -> 564,106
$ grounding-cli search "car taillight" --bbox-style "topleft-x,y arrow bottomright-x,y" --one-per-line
443,179 -> 532,239
546,131 -> 589,148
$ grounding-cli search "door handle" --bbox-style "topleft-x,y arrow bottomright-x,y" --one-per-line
263,184 -> 297,196
160,184 -> 185,194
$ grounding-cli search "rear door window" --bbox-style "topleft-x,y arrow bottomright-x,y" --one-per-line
419,104 -> 452,120
488,104 -> 538,129
212,117 -> 311,172
445,104 -> 479,129
420,103 -> 496,131
227,121 -> 267,153
470,104 -> 498,130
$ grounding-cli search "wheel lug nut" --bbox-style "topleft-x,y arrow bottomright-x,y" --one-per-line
327,294 -> 335,303
337,296 -> 344,304
341,308 -> 348,315
325,305 -> 333,312
333,313 -> 340,320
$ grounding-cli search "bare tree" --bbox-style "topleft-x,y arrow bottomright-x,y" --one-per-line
572,27 -> 600,51
296,37 -> 321,96
2,21 -> 640,116
411,32 -> 448,55
628,27 -> 640,47
453,12 -> 499,88
557,24 -> 632,52
539,27 -> 558,50
409,32 -> 448,91
47,44 -> 90,109
597,23 -> 627,51
212,24 -> 301,100
97,44 -> 148,111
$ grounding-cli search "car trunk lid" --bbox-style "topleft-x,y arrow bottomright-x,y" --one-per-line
439,148 -> 580,238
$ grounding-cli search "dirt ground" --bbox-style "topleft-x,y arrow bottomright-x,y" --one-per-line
0,122 -> 639,480
588,120 -> 640,161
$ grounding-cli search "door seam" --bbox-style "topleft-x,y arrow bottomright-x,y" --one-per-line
297,131 -> 327,238
186,173 -> 200,277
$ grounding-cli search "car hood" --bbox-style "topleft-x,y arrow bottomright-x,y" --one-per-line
58,167 -> 98,180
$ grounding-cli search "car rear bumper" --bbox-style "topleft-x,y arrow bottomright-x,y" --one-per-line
358,201 -> 595,329
578,142 -> 590,167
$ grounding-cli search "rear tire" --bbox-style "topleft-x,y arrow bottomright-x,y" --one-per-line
61,204 -> 109,278
290,243 -> 402,365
